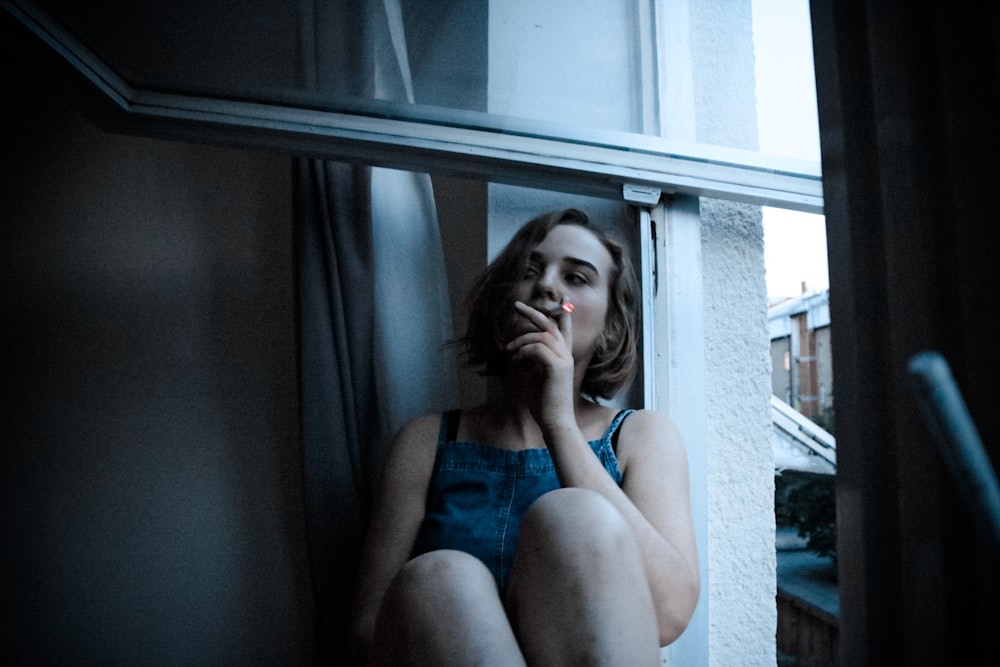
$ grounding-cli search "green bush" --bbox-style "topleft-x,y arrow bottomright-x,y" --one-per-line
775,470 -> 837,565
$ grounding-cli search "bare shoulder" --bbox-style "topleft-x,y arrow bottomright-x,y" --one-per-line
616,408 -> 686,468
620,408 -> 681,439
379,412 -> 444,484
394,412 -> 443,447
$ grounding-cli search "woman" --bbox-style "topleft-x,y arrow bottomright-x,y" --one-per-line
351,208 -> 699,665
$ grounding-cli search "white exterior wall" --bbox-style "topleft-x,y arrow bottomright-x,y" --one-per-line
700,200 -> 774,666
690,1 -> 776,665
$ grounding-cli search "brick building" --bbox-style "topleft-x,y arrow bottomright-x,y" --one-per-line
769,289 -> 833,423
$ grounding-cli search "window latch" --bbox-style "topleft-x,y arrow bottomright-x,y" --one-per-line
622,183 -> 661,205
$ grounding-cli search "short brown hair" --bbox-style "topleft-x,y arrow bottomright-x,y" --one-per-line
460,209 -> 638,399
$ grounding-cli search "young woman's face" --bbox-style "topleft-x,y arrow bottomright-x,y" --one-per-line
510,224 -> 615,361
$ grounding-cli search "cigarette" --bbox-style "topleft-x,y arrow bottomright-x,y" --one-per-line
545,299 -> 575,318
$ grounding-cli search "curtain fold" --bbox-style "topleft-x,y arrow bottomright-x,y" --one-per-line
296,0 -> 459,658
370,167 -> 458,476
296,159 -> 375,660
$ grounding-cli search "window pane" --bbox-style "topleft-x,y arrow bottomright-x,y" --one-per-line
21,0 -> 821,209
31,1 -> 662,141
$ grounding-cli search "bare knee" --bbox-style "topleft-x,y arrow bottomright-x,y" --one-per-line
379,549 -> 495,620
400,548 -> 493,587
507,489 -> 659,666
370,551 -> 523,666
519,487 -> 634,561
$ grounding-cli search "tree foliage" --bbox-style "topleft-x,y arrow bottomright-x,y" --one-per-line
775,470 -> 837,564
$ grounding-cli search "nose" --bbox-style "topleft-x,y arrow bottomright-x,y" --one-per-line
533,265 -> 560,300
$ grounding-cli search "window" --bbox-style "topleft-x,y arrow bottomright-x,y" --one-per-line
9,0 -> 819,212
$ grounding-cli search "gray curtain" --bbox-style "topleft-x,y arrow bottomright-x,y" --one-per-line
296,159 -> 375,660
296,0 -> 459,658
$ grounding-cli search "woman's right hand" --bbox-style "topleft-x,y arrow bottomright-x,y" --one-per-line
504,300 -> 577,431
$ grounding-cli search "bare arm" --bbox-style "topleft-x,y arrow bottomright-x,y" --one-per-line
614,410 -> 700,644
349,414 -> 440,663
542,410 -> 700,646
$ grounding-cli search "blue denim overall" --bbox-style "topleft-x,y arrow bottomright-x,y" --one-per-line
410,409 -> 632,591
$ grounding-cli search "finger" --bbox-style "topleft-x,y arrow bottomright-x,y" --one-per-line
509,341 -> 559,364
514,300 -> 557,331
558,297 -> 573,355
505,331 -> 557,352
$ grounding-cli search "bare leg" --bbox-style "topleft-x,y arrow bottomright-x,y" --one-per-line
506,488 -> 660,666
368,549 -> 527,667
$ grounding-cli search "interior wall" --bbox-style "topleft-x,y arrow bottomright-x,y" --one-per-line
2,73 -> 314,663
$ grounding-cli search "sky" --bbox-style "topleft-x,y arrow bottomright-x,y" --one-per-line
752,0 -> 829,300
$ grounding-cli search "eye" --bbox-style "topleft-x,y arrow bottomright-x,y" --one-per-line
565,272 -> 589,285
522,264 -> 540,279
